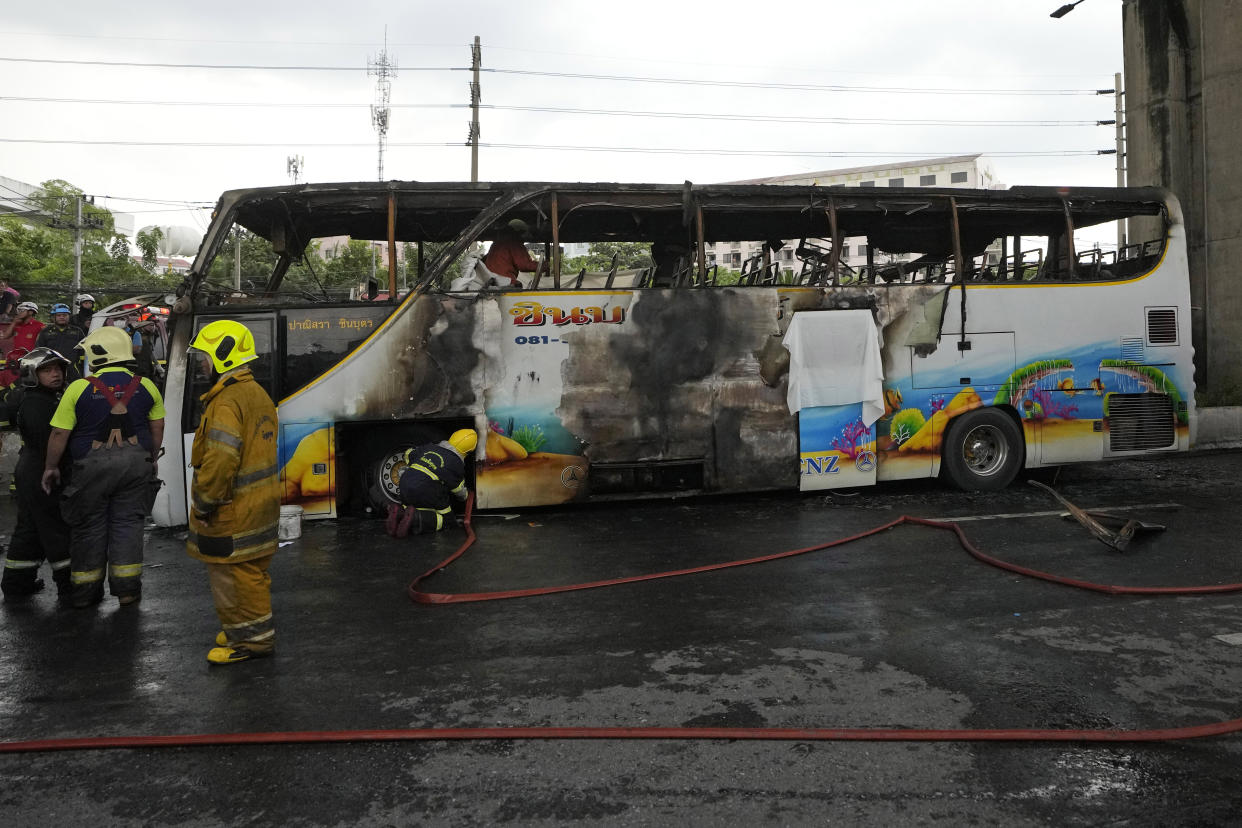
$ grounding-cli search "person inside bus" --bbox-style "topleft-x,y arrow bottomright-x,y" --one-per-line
482,219 -> 540,288
385,429 -> 476,538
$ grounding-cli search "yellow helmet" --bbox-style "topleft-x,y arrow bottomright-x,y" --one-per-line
77,325 -> 135,370
448,428 -> 478,456
190,319 -> 258,373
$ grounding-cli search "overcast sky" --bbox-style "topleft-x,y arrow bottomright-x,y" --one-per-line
1,0 -> 1123,241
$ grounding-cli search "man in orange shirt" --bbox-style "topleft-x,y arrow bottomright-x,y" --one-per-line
482,219 -> 540,288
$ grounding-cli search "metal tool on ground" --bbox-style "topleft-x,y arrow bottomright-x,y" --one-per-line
1028,479 -> 1165,552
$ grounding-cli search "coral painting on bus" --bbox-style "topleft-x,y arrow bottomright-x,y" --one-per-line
797,403 -> 877,490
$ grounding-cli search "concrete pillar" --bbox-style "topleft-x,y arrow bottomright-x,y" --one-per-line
1123,0 -> 1242,398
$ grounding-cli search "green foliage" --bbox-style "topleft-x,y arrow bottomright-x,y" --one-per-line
889,408 -> 927,446
713,268 -> 743,286
562,241 -> 652,274
135,226 -> 163,271
511,423 -> 547,454
0,179 -> 157,309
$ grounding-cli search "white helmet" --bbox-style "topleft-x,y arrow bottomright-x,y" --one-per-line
75,293 -> 95,306
16,301 -> 37,313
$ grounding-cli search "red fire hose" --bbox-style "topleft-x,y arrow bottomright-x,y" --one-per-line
4,494 -> 1240,754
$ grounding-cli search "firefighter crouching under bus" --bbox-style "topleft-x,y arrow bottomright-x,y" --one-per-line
186,320 -> 280,665
1,348 -> 73,602
42,326 -> 165,608
385,429 -> 476,538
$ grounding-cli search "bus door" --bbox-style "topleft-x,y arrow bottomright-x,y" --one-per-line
182,313 -> 277,514
782,310 -> 884,491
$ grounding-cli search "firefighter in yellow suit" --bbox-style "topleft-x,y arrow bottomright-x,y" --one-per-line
186,320 -> 281,665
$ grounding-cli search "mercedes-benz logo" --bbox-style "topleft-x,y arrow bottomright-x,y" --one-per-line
560,465 -> 584,489
855,451 -> 876,473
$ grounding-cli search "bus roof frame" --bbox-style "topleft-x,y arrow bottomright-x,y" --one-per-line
181,181 -> 1170,303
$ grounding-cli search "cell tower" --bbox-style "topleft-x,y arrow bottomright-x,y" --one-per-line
367,27 -> 397,181
287,155 -> 304,184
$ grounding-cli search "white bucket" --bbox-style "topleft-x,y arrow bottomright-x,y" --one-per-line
278,505 -> 304,540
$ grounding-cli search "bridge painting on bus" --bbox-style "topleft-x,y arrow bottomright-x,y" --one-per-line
151,182 -> 1194,526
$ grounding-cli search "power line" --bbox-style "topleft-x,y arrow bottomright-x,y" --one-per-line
0,56 -> 455,72
484,68 -> 1102,96
0,95 -> 1106,127
0,136 -> 1110,158
0,56 -> 1107,95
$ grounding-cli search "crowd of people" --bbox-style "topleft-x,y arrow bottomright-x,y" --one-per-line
0,290 -> 289,665
0,281 -> 475,665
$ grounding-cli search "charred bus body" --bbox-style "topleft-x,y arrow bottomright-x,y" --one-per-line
150,182 -> 1191,526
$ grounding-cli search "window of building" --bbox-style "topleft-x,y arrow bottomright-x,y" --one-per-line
841,245 -> 850,257
920,174 -> 936,186
858,245 -> 869,257
950,171 -> 969,184
859,181 -> 876,188
889,178 -> 904,187
783,249 -> 794,261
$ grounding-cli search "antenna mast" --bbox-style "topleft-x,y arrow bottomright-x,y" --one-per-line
286,155 -> 304,184
367,27 -> 397,181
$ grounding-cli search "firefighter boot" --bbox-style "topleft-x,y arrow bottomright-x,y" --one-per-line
207,646 -> 269,665
385,504 -> 405,537
395,506 -> 419,538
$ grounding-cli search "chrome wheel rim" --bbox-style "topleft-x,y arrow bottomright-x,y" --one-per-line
961,424 -> 1009,477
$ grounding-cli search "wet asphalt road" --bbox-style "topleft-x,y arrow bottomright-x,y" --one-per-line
2,451 -> 1242,826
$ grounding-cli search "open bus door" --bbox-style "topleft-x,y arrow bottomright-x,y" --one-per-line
783,310 -> 884,491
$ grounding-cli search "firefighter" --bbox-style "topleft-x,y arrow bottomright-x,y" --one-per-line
1,348 -> 73,602
42,326 -> 165,608
73,294 -> 96,332
385,428 -> 476,538
35,303 -> 86,362
186,320 -> 280,665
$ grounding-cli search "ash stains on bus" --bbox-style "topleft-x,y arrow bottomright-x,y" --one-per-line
423,296 -> 481,410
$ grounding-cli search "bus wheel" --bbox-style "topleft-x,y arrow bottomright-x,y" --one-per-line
355,427 -> 438,515
941,408 -> 1023,491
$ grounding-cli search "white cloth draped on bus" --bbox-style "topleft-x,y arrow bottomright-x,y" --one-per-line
782,309 -> 885,426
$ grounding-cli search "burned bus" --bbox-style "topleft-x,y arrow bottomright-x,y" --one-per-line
148,181 -> 1193,526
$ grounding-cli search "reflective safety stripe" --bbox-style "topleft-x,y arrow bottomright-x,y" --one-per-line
190,523 -> 279,558
205,428 -> 243,450
408,463 -> 441,482
71,569 -> 104,584
109,563 -> 143,578
223,612 -> 272,630
234,463 -> 278,488
191,489 -> 220,513
50,559 -> 70,571
3,559 -> 41,570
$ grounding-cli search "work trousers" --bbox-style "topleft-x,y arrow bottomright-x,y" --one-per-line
61,442 -> 154,605
397,471 -> 452,532
206,555 -> 275,655
1,453 -> 71,598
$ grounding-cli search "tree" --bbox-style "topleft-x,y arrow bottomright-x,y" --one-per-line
135,226 -> 164,272
0,179 -> 155,308
562,241 -> 652,274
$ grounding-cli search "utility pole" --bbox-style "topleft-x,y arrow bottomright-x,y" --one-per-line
50,195 -> 104,299
468,36 -> 482,182
73,197 -> 83,299
368,28 -> 397,181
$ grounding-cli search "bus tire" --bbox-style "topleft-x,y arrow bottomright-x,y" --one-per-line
941,408 -> 1023,491
354,426 -> 440,515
